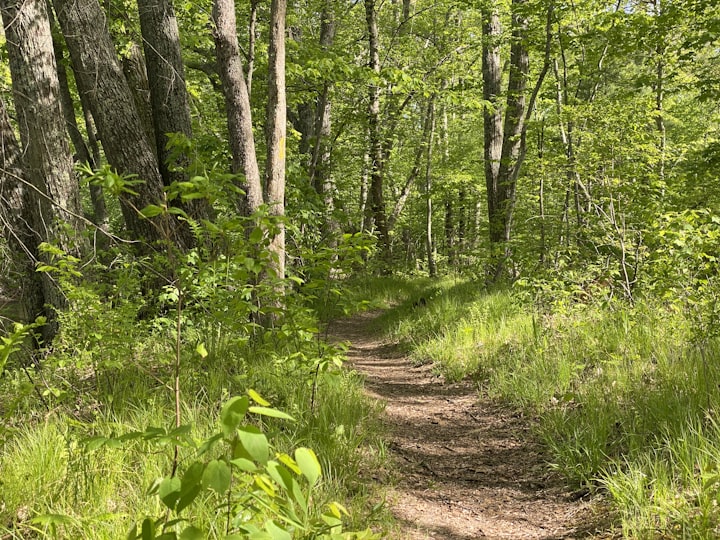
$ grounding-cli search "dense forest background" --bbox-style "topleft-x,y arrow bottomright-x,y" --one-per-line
1,0 -> 720,537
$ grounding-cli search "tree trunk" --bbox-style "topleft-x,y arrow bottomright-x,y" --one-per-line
495,0 -> 530,245
389,101 -> 432,231
265,0 -> 287,283
425,99 -> 437,277
48,14 -> 109,232
309,0 -> 338,241
247,0 -> 257,97
54,0 -> 179,246
137,0 -> 211,226
482,8 -> 503,245
121,42 -> 158,160
483,0 -> 551,281
212,0 -> 263,216
365,0 -> 390,263
78,92 -> 109,230
0,98 -> 44,324
2,0 -> 86,337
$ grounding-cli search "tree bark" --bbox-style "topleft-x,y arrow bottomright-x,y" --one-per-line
482,8 -> 503,245
365,0 -> 390,262
247,0 -> 257,96
425,98 -> 437,277
54,0 -> 178,246
389,99 -> 433,231
48,14 -> 109,231
212,0 -> 263,216
265,0 -> 287,283
309,0 -> 338,240
1,0 -> 86,337
121,42 -> 158,160
137,0 -> 211,226
483,1 -> 551,281
495,0 -> 530,246
0,98 -> 44,324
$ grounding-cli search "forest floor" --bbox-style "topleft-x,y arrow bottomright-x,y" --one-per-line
330,311 -> 615,540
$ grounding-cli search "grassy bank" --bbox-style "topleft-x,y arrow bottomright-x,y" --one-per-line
350,275 -> 720,538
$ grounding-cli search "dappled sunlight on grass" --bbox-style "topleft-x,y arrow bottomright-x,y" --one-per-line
355,275 -> 720,538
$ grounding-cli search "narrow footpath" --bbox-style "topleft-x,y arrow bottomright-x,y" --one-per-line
330,311 -> 612,540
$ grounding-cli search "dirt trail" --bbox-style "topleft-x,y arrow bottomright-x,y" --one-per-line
330,311 -> 610,540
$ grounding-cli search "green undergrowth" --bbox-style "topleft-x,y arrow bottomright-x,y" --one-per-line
354,275 -> 720,538
0,247 -> 388,538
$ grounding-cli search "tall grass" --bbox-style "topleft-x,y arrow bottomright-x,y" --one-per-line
0,297 -> 386,538
356,276 -> 720,538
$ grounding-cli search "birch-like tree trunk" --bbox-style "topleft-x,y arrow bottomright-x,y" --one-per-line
265,0 -> 287,282
482,8 -> 503,245
365,0 -> 390,262
212,0 -> 263,216
482,0 -> 551,280
425,99 -> 437,277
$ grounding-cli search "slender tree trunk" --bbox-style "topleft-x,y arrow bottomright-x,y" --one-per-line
389,101 -> 433,231
265,0 -> 287,283
482,9 -> 503,245
425,99 -> 437,277
483,1 -> 551,281
365,0 -> 390,263
495,0 -> 530,245
49,14 -> 109,234
247,0 -> 257,96
54,0 -> 179,246
212,0 -> 263,216
309,0 -> 338,241
78,93 -> 109,230
359,145 -> 370,233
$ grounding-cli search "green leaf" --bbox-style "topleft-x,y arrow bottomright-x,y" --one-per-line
202,459 -> 231,493
249,227 -> 264,243
84,436 -> 108,452
196,343 -> 208,359
248,389 -> 270,406
179,526 -> 205,540
237,426 -> 269,464
230,457 -> 258,472
197,432 -> 223,455
177,461 -> 205,513
141,518 -> 155,540
266,461 -> 306,513
248,407 -> 295,421
140,204 -> 165,218
168,207 -> 189,218
264,520 -> 292,540
277,453 -> 301,475
247,533 -> 273,540
295,447 -> 321,487
220,396 -> 249,437
158,476 -> 181,509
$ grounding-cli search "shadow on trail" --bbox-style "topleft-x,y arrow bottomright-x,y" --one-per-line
331,311 -> 610,540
